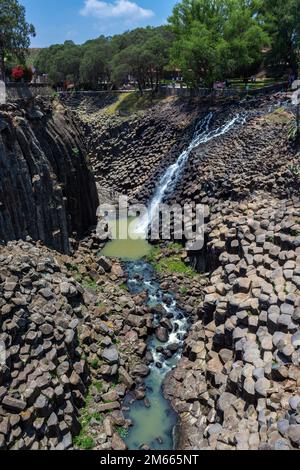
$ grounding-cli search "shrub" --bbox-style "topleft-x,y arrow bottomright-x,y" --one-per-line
12,65 -> 33,82
12,65 -> 25,81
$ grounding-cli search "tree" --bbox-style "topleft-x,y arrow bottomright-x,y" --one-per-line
261,0 -> 300,74
0,0 -> 35,80
51,42 -> 82,84
169,0 -> 269,87
144,27 -> 173,91
169,19 -> 225,87
35,41 -> 82,85
110,26 -> 172,93
80,38 -> 111,88
220,0 -> 270,78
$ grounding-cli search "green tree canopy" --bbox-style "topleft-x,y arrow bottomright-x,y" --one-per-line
80,37 -> 111,88
261,0 -> 300,74
0,0 -> 35,80
169,0 -> 269,87
110,26 -> 172,93
35,26 -> 172,92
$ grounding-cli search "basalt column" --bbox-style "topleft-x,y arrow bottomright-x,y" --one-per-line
0,98 -> 99,253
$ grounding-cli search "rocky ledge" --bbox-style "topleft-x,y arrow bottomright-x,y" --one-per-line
161,93 -> 300,451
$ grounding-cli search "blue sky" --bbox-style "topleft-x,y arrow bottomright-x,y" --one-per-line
21,0 -> 178,47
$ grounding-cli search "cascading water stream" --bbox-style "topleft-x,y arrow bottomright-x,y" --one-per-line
134,112 -> 245,236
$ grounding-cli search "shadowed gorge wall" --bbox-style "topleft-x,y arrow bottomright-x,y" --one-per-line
0,98 -> 99,253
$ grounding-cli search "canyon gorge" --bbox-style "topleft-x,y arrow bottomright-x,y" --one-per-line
0,89 -> 300,451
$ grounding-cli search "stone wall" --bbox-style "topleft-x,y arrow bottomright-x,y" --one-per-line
5,84 -> 54,101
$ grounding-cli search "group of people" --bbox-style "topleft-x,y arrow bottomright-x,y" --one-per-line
213,76 -> 257,91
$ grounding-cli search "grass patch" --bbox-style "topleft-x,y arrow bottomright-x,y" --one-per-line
117,92 -> 163,114
146,246 -> 161,263
147,245 -> 196,277
90,358 -> 100,370
74,435 -> 95,450
66,263 -> 83,283
229,78 -> 282,90
266,108 -> 293,124
105,92 -> 132,115
116,426 -> 129,439
105,92 -> 165,116
72,147 -> 80,158
266,235 -> 275,243
155,257 -> 196,277
93,381 -> 103,393
74,273 -> 83,283
82,277 -> 102,294
73,382 -> 104,450
168,242 -> 184,251
289,164 -> 300,176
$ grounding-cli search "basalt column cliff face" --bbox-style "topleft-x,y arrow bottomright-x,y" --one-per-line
0,98 -> 99,253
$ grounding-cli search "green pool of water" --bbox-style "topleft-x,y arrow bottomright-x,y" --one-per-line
124,368 -> 177,450
100,217 -> 152,260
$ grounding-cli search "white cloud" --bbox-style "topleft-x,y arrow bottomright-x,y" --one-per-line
80,0 -> 154,22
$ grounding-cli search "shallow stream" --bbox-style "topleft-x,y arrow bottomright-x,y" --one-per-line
123,260 -> 188,450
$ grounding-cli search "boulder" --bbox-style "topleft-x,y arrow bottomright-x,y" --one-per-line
288,425 -> 300,447
98,257 -> 112,273
102,346 -> 119,365
2,397 -> 26,413
155,327 -> 169,343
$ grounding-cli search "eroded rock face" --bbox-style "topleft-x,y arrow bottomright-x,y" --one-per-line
66,95 -> 199,204
0,98 -> 99,253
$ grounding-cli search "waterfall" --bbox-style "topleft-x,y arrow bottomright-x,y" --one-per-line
134,112 -> 245,236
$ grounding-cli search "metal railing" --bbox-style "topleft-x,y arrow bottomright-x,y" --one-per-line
3,81 -> 288,103
159,82 -> 288,98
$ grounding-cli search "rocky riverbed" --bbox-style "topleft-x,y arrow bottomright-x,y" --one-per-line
0,234 -> 156,450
